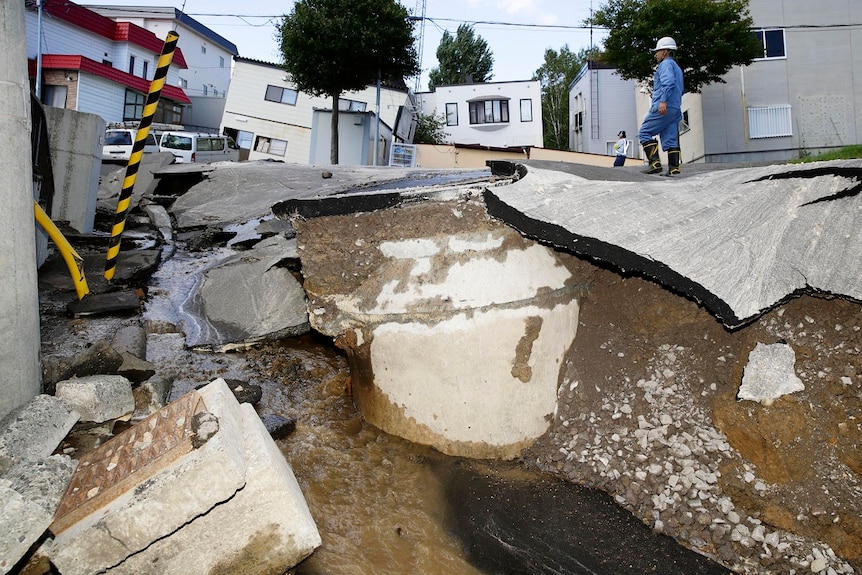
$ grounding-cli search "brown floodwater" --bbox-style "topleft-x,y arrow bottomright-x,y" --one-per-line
241,336 -> 488,575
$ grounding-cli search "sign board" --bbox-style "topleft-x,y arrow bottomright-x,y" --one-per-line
389,143 -> 417,167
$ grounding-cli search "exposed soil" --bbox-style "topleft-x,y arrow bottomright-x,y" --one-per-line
523,256 -> 862,574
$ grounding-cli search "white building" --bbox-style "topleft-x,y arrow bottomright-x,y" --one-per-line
25,1 -> 190,125
568,62 -> 641,159
85,5 -> 238,132
220,57 -> 416,165
417,80 -> 543,148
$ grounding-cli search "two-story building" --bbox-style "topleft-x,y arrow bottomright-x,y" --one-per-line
84,5 -> 238,132
25,0 -> 190,125
417,80 -> 544,149
220,57 -> 416,166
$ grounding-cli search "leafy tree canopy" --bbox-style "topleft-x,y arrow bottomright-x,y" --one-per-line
413,113 -> 449,145
276,0 -> 419,163
278,0 -> 419,96
590,0 -> 762,93
534,45 -> 598,149
428,24 -> 493,90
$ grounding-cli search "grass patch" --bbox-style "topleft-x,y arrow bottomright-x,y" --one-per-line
792,145 -> 862,163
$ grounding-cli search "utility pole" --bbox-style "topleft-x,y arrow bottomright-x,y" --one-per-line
0,0 -> 42,419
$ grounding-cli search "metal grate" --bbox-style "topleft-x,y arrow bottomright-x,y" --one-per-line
749,105 -> 792,138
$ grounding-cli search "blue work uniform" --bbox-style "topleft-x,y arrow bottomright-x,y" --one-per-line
638,56 -> 683,149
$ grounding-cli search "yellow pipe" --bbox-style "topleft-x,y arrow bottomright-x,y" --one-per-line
34,201 -> 90,300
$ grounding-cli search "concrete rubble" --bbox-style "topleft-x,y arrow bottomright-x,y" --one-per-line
738,342 -> 805,405
44,378 -> 320,575
0,396 -> 78,575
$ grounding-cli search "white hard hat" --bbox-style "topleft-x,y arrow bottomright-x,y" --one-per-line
651,37 -> 677,51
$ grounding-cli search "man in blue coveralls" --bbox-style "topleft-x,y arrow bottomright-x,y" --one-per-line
639,37 -> 684,176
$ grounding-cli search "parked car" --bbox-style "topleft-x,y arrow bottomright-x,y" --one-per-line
101,128 -> 159,162
158,131 -> 240,163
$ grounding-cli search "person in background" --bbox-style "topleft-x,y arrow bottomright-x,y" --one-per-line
638,36 -> 684,176
613,130 -> 629,167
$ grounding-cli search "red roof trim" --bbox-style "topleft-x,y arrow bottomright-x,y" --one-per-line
39,54 -> 192,104
39,0 -> 187,68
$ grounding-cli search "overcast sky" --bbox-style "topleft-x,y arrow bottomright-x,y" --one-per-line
84,0 -> 608,91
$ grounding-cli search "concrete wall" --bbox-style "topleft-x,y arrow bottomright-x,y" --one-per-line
414,144 -> 640,170
701,0 -> 862,162
42,107 -> 104,234
0,0 -> 41,420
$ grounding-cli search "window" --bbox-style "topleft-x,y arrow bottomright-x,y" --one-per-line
751,29 -> 785,59
520,99 -> 532,122
679,110 -> 691,135
469,99 -> 509,124
572,110 -> 583,132
264,85 -> 298,105
123,89 -> 145,121
339,99 -> 366,112
201,45 -> 207,54
219,56 -> 225,68
128,55 -> 135,75
42,85 -> 67,108
445,103 -> 458,126
749,105 -> 792,138
254,136 -> 287,156
179,77 -> 188,89
202,84 -> 208,96
142,61 -> 148,79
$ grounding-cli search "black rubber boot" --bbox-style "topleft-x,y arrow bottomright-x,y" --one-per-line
663,148 -> 681,176
641,140 -> 662,174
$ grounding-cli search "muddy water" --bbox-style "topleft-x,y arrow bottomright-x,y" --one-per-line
241,338 -> 487,575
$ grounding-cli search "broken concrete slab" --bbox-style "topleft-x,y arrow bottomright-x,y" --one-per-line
0,396 -> 78,574
0,395 -> 78,474
483,160 -> 862,328
0,456 -> 76,575
168,161 -> 491,230
46,381 -> 248,575
181,235 -> 309,351
106,382 -> 321,575
738,342 -> 805,405
55,375 -> 135,423
97,152 -> 175,215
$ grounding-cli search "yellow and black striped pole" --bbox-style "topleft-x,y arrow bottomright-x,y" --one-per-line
104,30 -> 179,281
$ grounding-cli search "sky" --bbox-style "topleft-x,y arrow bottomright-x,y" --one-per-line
84,0 -> 608,91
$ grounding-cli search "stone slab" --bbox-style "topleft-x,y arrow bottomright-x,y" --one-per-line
55,375 -> 135,423
47,381 -> 248,575
180,236 -> 310,351
106,384 -> 321,575
0,456 -> 76,575
0,395 -> 78,475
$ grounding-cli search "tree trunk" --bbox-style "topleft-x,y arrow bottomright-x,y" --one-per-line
330,93 -> 339,165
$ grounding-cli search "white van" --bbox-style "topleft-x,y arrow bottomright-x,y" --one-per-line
158,131 -> 240,163
102,128 -> 159,162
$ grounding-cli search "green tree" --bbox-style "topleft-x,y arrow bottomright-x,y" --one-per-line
590,0 -> 762,93
413,113 -> 449,145
534,45 -> 597,150
277,0 -> 419,164
427,24 -> 493,90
